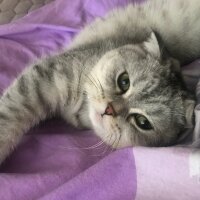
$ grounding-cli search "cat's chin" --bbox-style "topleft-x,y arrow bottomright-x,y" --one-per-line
89,108 -> 133,148
89,108 -> 104,132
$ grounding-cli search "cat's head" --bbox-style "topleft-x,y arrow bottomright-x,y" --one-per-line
85,32 -> 195,148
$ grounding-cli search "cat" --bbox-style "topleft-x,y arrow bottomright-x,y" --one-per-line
0,0 -> 198,164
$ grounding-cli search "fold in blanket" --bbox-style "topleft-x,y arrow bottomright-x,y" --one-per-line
0,0 -> 199,200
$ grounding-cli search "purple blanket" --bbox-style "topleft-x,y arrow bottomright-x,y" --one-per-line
0,0 -> 200,199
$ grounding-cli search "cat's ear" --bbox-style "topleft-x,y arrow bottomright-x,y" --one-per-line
144,31 -> 181,71
144,31 -> 169,60
184,99 -> 195,128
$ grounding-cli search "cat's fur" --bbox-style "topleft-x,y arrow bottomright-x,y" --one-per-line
0,0 -> 198,163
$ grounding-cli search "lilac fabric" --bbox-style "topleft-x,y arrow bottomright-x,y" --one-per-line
0,0 -> 138,200
0,0 -> 199,200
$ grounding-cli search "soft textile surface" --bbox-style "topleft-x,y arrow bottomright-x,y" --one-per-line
0,0 -> 55,25
0,0 -> 199,199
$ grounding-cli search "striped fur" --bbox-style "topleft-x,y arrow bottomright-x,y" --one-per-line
0,0 -> 197,163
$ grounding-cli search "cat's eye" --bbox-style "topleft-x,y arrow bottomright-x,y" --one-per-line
117,72 -> 130,93
131,113 -> 153,131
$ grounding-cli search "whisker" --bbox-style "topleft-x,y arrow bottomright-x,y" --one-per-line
100,133 -> 114,155
114,132 -> 122,150
91,73 -> 104,96
89,134 -> 113,157
105,132 -> 118,155
80,139 -> 107,150
90,73 -> 103,95
85,74 -> 99,91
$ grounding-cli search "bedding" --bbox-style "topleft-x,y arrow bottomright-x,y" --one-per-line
0,0 -> 54,25
0,0 -> 200,199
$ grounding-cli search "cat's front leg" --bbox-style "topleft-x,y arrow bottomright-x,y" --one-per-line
0,59 -> 70,164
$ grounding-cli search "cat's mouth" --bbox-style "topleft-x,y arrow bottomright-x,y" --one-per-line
91,103 -> 116,125
89,106 -> 109,129
94,111 -> 103,123
89,109 -> 106,137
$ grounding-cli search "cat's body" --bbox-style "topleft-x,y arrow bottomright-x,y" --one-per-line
73,0 -> 200,64
0,0 -> 198,163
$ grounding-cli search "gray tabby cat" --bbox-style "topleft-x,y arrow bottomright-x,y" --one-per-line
0,0 -> 198,163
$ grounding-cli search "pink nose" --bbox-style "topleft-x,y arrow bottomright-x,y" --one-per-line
104,103 -> 116,116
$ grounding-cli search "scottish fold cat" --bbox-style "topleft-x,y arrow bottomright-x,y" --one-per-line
0,0 -> 198,163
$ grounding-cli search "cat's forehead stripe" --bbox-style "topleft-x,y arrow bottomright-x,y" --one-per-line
118,45 -> 147,60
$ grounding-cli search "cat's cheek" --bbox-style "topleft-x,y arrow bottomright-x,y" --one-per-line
88,105 -> 103,129
118,134 -> 134,148
103,122 -> 133,148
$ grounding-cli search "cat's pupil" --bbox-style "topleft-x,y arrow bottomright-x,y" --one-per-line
122,79 -> 128,85
133,114 -> 153,130
117,72 -> 130,93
